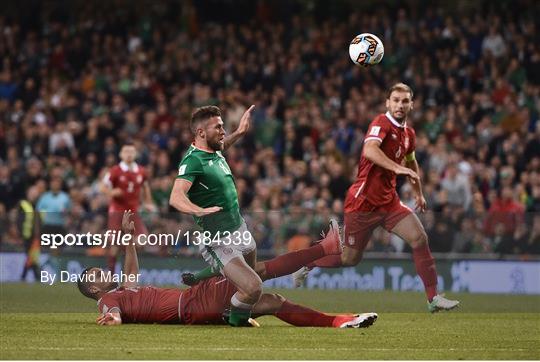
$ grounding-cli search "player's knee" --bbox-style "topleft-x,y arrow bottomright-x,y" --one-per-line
416,230 -> 428,246
341,251 -> 362,266
244,279 -> 263,301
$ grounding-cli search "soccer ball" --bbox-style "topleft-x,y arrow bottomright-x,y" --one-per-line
349,33 -> 384,66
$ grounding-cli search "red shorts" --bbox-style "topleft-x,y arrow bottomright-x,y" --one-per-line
180,276 -> 237,325
344,194 -> 413,251
107,209 -> 147,236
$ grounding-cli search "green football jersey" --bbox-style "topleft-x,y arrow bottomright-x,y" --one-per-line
176,144 -> 242,234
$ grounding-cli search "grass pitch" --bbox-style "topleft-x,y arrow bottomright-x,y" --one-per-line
1,283 -> 539,360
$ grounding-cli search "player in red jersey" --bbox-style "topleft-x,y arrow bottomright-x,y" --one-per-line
302,83 -> 459,312
78,211 -> 377,328
100,143 -> 156,273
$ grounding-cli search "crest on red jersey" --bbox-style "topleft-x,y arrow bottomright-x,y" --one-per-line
404,137 -> 409,150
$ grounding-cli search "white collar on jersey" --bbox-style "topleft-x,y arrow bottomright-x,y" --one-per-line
385,111 -> 407,128
119,161 -> 139,172
191,143 -> 215,153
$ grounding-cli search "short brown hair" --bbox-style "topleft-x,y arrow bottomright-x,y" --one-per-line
387,83 -> 414,99
190,106 -> 221,134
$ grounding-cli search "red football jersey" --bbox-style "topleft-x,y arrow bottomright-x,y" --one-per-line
98,286 -> 182,324
345,112 -> 416,211
103,162 -> 146,212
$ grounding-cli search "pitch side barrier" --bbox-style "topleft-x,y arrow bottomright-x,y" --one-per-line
1,251 -> 539,295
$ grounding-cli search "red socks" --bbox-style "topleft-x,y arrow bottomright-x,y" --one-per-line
412,242 -> 438,301
275,300 -> 336,327
306,254 -> 343,269
263,244 -> 326,279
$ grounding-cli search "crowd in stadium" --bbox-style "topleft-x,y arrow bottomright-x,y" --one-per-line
1,0 -> 539,257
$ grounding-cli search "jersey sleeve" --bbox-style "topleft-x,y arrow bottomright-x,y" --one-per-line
409,128 -> 416,153
176,156 -> 203,183
98,294 -> 122,314
103,167 -> 118,187
405,128 -> 417,157
364,117 -> 389,143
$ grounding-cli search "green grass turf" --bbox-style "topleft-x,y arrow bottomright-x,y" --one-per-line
1,283 -> 539,360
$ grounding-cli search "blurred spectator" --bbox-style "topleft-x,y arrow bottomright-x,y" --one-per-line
517,216 -> 540,255
441,162 -> 472,212
451,218 -> 476,253
484,186 -> 525,237
36,178 -> 72,236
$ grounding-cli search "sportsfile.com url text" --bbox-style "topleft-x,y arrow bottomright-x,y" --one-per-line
40,230 -> 253,249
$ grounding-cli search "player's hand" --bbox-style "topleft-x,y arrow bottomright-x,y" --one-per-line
96,313 -> 121,326
236,105 -> 255,135
194,206 -> 222,217
415,195 -> 427,213
111,188 -> 123,197
181,272 -> 200,286
144,203 -> 158,213
394,166 -> 419,183
121,210 -> 136,234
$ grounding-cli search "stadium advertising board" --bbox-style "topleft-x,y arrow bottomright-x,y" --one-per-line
2,252 -> 539,295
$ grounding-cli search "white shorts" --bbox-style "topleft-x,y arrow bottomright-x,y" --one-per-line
199,222 -> 256,273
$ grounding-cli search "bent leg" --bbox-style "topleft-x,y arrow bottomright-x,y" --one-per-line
222,256 -> 263,326
222,256 -> 262,305
390,213 -> 437,301
256,243 -> 327,280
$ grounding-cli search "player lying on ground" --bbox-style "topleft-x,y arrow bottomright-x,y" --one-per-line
296,83 -> 459,313
78,211 -> 377,328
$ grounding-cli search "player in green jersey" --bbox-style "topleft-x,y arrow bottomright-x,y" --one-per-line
169,105 -> 263,327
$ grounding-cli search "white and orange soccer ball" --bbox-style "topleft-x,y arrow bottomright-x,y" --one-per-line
349,33 -> 384,66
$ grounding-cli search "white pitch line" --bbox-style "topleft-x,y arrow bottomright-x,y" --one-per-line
0,347 -> 534,352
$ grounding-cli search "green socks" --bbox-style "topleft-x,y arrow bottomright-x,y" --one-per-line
194,266 -> 220,282
228,306 -> 252,326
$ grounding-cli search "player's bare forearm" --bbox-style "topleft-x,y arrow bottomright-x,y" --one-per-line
99,182 -> 112,197
223,130 -> 244,151
363,141 -> 419,181
223,105 -> 254,151
169,179 -> 222,216
121,211 -> 139,287
405,159 -> 424,196
100,182 -> 122,198
169,188 -> 205,215
363,141 -> 402,173
123,243 -> 139,286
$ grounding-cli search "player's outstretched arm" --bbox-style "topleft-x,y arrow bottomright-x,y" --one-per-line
169,179 -> 222,216
121,210 -> 139,288
363,140 -> 420,181
223,105 -> 255,151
